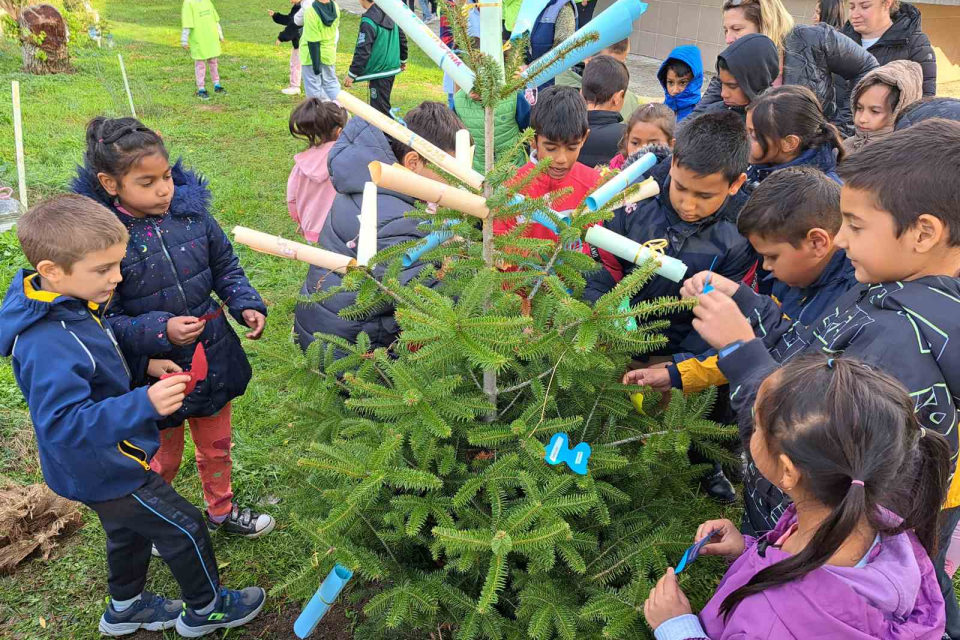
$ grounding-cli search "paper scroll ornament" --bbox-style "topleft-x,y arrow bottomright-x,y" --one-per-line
622,178 -> 660,207
337,91 -> 484,189
584,226 -> 688,283
233,226 -> 356,273
509,0 -> 553,40
161,342 -> 207,396
518,0 -> 647,88
294,564 -> 354,638
368,161 -> 490,219
479,0 -> 505,77
357,182 -> 378,267
369,0 -> 476,93
544,432 -> 591,475
455,129 -> 475,170
403,225 -> 454,267
585,152 -> 657,212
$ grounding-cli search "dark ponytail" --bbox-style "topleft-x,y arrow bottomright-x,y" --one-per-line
748,85 -> 846,164
84,116 -> 168,197
289,97 -> 348,148
719,355 -> 950,618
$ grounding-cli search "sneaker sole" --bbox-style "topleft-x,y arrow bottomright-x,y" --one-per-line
174,594 -> 266,638
99,615 -> 177,635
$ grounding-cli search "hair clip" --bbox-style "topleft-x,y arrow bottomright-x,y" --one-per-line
850,479 -> 865,487
920,427 -> 927,439
826,358 -> 835,369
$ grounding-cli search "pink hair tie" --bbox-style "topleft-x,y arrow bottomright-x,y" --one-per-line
850,480 -> 865,487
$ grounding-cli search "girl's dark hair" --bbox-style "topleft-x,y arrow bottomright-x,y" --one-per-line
84,116 -> 168,185
815,0 -> 845,29
747,85 -> 846,164
289,98 -> 348,148
720,355 -> 950,618
856,77 -> 901,113
388,101 -> 465,162
619,103 -> 676,156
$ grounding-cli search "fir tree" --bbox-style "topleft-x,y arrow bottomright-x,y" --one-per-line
280,4 -> 738,637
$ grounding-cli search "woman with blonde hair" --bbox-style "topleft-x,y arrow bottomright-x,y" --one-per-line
692,0 -> 877,134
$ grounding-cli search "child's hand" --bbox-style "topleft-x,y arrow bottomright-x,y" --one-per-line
401,63 -> 407,71
622,366 -> 672,392
148,375 -> 191,416
343,75 -> 354,88
167,316 -> 206,346
643,568 -> 692,631
147,359 -> 182,378
182,43 -> 189,51
695,519 -> 745,558
242,310 -> 266,340
680,271 -> 738,299
276,38 -> 282,45
268,8 -> 276,15
691,292 -> 755,350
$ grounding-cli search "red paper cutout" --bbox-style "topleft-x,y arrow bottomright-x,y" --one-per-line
198,298 -> 229,322
161,342 -> 208,395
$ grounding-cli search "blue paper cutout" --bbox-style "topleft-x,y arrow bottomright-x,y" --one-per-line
675,529 -> 720,574
544,432 -> 591,475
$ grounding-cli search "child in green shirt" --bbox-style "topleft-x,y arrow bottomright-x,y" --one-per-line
181,0 -> 225,100
294,0 -> 342,101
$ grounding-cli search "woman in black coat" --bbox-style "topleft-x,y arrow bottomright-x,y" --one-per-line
692,0 -> 877,134
842,1 -> 936,97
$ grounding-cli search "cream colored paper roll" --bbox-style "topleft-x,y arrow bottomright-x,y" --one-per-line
337,91 -> 485,190
233,226 -> 356,273
456,129 -> 472,169
369,162 -> 490,220
357,182 -> 378,267
622,178 -> 660,206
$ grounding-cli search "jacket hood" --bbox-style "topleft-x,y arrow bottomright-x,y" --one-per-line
885,2 -> 924,41
658,45 -> 704,114
748,144 -> 839,187
71,158 -> 212,220
329,116 -> 411,202
896,97 -> 960,130
718,34 -> 779,100
294,142 -> 334,184
313,0 -> 339,26
363,4 -> 395,29
847,60 -> 924,149
0,270 -> 81,357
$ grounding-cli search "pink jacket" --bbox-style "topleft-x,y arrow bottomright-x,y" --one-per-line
287,143 -> 336,243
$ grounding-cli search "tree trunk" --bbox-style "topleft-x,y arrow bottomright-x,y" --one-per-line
482,105 -> 498,413
19,4 -> 71,75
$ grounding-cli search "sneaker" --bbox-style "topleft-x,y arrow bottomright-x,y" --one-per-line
98,591 -> 181,636
206,504 -> 275,538
213,84 -> 226,94
175,587 -> 266,638
425,14 -> 438,24
281,86 -> 301,95
196,88 -> 210,100
151,544 -> 161,558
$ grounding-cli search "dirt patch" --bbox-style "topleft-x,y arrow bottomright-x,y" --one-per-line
198,104 -> 227,113
0,483 -> 83,574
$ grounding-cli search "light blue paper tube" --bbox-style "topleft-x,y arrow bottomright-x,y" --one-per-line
510,0 -> 553,40
584,152 -> 657,212
507,195 -> 569,234
403,229 -> 453,267
519,0 -> 647,88
294,564 -> 354,638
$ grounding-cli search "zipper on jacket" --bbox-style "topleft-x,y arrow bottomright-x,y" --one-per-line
151,219 -> 191,314
93,294 -> 133,380
118,440 -> 151,471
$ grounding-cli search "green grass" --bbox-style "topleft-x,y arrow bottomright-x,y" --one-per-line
0,1 -> 443,637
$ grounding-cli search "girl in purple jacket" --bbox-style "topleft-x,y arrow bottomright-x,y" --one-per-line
645,356 -> 949,640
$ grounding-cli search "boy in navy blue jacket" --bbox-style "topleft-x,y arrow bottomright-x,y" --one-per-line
583,111 -> 756,356
0,195 -> 265,638
683,120 -> 960,635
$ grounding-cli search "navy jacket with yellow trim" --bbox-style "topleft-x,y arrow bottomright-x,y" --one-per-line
0,270 -> 161,503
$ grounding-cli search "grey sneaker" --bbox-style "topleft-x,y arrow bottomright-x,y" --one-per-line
98,591 -> 181,636
175,586 -> 266,637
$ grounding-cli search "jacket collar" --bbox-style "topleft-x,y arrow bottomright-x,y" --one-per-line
765,249 -> 854,295
658,177 -> 730,249
750,144 -> 836,181
587,110 -> 623,125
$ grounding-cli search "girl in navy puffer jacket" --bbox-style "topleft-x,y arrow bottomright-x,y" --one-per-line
72,117 -> 275,539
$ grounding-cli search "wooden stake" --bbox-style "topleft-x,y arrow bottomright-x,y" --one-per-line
118,54 -> 136,118
11,81 -> 27,209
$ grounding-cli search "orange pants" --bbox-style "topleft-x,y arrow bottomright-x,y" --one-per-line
150,403 -> 234,519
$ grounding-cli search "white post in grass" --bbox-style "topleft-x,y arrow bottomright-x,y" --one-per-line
11,81 -> 27,209
118,54 -> 136,118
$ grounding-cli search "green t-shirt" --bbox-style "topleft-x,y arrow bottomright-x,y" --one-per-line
302,0 -> 341,68
182,0 -> 221,60
503,0 -> 523,32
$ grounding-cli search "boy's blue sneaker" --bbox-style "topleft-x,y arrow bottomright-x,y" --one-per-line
175,586 -> 266,638
196,88 -> 210,100
98,591 -> 181,636
213,84 -> 226,94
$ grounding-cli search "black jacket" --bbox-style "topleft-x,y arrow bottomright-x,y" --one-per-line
699,34 -> 779,120
272,2 -> 303,49
583,177 -> 755,354
579,110 -> 624,168
896,97 -> 960,130
718,277 -> 960,535
842,3 -> 936,97
293,117 -> 429,357
695,24 -> 878,133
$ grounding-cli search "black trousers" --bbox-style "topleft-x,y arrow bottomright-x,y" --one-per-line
86,471 -> 220,609
936,506 -> 960,639
369,76 -> 395,117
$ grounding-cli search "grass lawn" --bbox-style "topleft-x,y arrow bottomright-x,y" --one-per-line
0,1 -> 444,637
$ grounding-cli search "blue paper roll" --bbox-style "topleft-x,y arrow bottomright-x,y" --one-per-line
510,0 -> 554,40
584,152 -> 657,212
294,564 -> 354,638
519,0 -> 647,89
403,230 -> 453,267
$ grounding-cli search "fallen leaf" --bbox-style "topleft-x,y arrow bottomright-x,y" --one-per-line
39,617 -> 46,629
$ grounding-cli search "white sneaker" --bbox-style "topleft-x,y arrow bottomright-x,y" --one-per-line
425,15 -> 438,24
151,544 -> 161,558
281,86 -> 301,95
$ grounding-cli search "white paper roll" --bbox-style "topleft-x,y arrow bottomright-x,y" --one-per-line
357,182 -> 378,266
584,226 -> 687,283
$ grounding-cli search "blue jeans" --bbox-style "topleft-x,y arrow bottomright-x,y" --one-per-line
303,63 -> 340,101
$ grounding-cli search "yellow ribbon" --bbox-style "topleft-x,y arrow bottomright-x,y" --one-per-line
635,238 -> 667,265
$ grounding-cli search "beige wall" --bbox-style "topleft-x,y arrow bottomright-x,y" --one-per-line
917,3 -> 960,84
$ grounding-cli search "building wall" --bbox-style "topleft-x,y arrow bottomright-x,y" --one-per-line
917,3 -> 960,84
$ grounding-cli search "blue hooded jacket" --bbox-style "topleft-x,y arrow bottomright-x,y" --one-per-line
0,270 -> 161,503
657,45 -> 703,122
72,161 -> 267,428
745,144 -> 842,191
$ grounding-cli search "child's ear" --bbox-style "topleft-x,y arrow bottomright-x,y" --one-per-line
402,150 -> 423,173
614,89 -> 626,107
806,228 -> 832,257
97,172 -> 120,197
780,134 -> 801,157
913,213 -> 947,254
36,259 -> 64,283
728,172 -> 747,195
778,453 -> 801,493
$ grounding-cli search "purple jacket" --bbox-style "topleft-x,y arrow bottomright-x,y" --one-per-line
657,506 -> 945,640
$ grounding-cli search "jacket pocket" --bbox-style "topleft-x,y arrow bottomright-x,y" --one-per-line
117,440 -> 152,471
